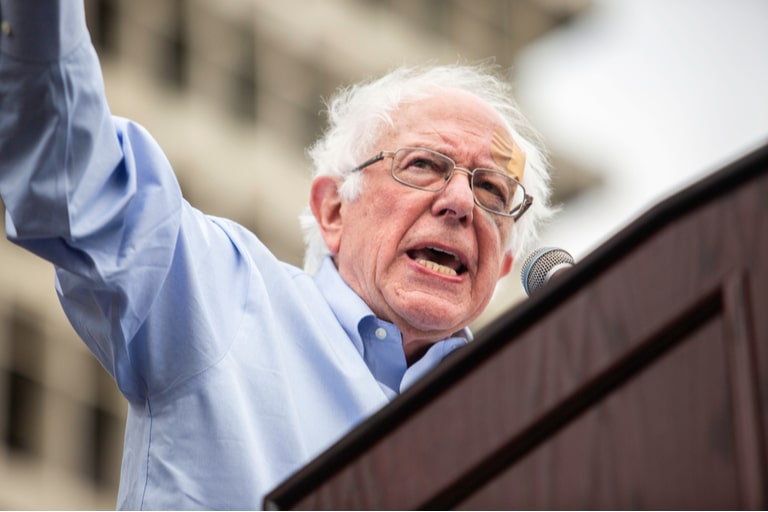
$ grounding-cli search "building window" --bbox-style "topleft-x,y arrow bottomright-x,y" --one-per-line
1,310 -> 44,457
86,0 -> 119,55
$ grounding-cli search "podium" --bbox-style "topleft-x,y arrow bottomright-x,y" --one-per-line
265,142 -> 768,510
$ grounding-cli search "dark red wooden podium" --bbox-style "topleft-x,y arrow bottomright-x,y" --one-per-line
265,142 -> 768,510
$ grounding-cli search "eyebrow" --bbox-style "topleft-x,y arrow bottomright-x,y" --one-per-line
406,143 -> 505,173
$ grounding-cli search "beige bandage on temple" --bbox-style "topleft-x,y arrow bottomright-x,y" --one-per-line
490,126 -> 526,181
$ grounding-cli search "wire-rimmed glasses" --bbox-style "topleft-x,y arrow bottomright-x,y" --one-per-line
350,147 -> 533,220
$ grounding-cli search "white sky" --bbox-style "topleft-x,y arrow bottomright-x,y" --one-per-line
514,0 -> 768,259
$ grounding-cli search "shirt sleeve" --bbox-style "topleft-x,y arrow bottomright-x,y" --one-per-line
0,1 -> 251,402
0,0 -> 123,244
0,0 -> 86,62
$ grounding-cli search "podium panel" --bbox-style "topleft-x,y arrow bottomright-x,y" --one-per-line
265,142 -> 768,510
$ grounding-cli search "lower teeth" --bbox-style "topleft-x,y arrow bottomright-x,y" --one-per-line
417,259 -> 457,276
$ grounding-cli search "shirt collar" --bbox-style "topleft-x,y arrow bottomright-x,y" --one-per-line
313,256 -> 373,357
313,256 -> 472,396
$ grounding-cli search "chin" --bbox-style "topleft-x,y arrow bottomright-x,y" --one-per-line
398,304 -> 469,337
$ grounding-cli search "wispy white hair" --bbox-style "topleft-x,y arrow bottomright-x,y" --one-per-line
300,63 -> 554,275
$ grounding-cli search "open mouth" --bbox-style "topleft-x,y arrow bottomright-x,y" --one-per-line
407,247 -> 467,277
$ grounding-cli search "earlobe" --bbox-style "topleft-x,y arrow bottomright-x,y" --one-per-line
310,176 -> 344,254
499,252 -> 513,279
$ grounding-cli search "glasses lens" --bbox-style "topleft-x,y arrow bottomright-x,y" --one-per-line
390,147 -> 528,217
472,169 -> 524,215
392,148 -> 453,190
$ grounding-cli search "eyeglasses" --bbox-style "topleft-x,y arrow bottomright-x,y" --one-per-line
350,147 -> 533,220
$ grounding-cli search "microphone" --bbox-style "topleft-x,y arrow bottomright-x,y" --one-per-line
520,247 -> 575,296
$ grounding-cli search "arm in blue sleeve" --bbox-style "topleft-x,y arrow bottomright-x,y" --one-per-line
0,1 -> 250,401
0,0 -> 125,243
0,0 -> 86,62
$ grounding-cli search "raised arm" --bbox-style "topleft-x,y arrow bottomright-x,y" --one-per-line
0,0 -> 124,241
0,1 -> 249,401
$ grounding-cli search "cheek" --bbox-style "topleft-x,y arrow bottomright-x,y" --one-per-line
477,220 -> 511,272
366,188 -> 421,233
343,197 -> 397,258
479,209 -> 507,239
492,218 -> 514,251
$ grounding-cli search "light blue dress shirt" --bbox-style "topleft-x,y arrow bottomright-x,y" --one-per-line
0,1 -> 469,509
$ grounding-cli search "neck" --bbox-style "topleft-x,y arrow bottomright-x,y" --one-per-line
403,339 -> 433,366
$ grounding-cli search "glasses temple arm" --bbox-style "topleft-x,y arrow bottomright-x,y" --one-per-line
349,152 -> 386,173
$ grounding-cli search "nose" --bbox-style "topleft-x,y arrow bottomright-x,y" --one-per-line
432,168 -> 475,223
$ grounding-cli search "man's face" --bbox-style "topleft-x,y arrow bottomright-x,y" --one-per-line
315,90 -> 522,355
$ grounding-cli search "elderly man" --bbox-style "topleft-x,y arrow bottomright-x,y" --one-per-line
0,0 -> 552,509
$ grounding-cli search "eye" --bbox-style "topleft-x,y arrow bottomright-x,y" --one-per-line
404,153 -> 447,174
476,175 -> 508,198
392,148 -> 454,190
473,171 -> 514,210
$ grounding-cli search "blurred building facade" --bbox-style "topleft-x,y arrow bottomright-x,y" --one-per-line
0,0 -> 591,508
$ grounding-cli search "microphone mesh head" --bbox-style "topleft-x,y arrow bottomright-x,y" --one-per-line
521,247 -> 575,295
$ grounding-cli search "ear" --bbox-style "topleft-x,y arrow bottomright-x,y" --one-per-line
498,251 -> 514,279
310,175 -> 344,255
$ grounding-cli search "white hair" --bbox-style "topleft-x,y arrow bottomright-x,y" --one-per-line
300,63 -> 554,275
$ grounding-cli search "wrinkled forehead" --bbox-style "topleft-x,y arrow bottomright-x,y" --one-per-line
380,90 -> 527,181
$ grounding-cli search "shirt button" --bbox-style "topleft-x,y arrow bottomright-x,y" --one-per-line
374,327 -> 387,340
